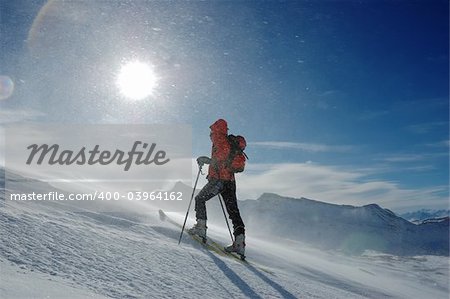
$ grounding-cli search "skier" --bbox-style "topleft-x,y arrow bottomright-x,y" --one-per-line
188,119 -> 246,256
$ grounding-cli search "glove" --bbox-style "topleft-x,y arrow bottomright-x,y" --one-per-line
197,156 -> 211,167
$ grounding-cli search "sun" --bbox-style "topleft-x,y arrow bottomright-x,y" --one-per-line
116,61 -> 158,100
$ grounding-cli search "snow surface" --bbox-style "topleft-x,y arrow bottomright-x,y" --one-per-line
0,257 -> 108,299
1,174 -> 449,298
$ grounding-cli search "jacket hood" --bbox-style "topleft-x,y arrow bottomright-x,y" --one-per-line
210,119 -> 228,134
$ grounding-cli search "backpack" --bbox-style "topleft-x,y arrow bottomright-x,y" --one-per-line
226,134 -> 248,173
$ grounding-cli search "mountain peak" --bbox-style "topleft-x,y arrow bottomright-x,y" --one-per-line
258,192 -> 284,200
363,203 -> 382,210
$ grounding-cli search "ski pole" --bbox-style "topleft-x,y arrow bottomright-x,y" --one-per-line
218,194 -> 234,244
178,166 -> 202,245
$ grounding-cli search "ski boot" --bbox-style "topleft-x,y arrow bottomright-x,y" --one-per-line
225,234 -> 246,260
188,219 -> 207,243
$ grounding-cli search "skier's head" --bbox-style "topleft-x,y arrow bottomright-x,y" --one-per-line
210,119 -> 228,135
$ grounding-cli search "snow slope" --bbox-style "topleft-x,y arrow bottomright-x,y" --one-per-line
0,257 -> 108,299
1,172 -> 449,298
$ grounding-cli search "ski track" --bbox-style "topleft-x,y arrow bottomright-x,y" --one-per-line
1,196 -> 448,299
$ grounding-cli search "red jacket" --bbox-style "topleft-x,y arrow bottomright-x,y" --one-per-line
208,119 -> 235,181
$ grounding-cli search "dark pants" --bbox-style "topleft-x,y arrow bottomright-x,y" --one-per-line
194,179 -> 245,237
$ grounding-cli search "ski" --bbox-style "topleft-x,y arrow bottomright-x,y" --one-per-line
159,209 -> 275,275
159,209 -> 247,262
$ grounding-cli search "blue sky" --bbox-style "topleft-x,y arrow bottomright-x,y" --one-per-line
0,0 -> 448,212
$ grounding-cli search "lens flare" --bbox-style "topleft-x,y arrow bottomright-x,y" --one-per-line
0,75 -> 14,100
116,61 -> 158,100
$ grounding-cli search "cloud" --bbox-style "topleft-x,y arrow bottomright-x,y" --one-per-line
358,110 -> 390,121
235,162 -> 448,213
0,109 -> 45,124
0,128 -> 4,166
249,141 -> 354,153
378,151 -> 448,164
406,121 -> 448,134
317,90 -> 339,97
426,140 -> 450,148
381,154 -> 425,163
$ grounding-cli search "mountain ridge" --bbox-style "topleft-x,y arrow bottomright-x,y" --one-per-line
1,170 -> 448,256
235,192 -> 448,256
166,180 -> 448,256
